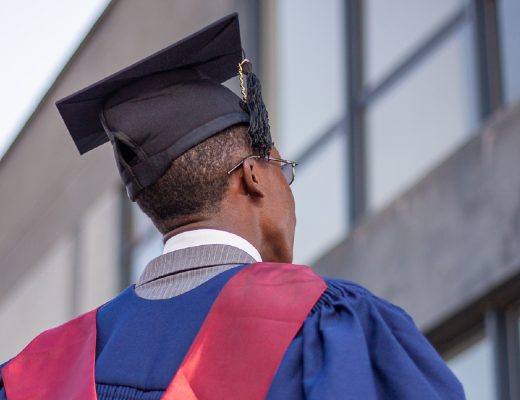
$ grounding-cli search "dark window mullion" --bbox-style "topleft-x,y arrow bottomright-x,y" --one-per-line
118,186 -> 133,289
345,0 -> 366,226
485,308 -> 511,399
472,0 -> 503,119
505,306 -> 520,399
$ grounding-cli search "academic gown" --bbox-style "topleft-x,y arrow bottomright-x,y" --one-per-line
0,264 -> 465,399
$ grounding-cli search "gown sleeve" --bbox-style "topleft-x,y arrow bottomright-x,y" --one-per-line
270,278 -> 465,400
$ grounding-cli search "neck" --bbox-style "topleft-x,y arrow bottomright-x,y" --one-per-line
162,198 -> 293,263
163,214 -> 263,255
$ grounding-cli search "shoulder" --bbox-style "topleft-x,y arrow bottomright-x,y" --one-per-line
312,276 -> 411,321
299,276 -> 465,398
308,276 -> 439,363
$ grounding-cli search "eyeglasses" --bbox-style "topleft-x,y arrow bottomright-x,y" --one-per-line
227,155 -> 298,185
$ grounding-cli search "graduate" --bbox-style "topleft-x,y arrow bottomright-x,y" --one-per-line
0,14 -> 465,400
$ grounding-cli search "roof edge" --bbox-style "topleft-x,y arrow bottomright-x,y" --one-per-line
0,0 -> 120,169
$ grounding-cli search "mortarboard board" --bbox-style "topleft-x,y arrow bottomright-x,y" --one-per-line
56,13 -> 271,200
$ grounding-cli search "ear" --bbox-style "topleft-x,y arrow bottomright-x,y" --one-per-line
241,158 -> 265,198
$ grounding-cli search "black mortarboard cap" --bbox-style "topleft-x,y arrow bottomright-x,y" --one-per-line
56,13 -> 271,200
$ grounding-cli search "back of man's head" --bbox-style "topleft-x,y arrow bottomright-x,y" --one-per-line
135,124 -> 252,234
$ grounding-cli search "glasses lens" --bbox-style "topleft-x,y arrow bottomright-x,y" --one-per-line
281,163 -> 294,185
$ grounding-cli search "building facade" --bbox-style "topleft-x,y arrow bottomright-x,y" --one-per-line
1,1 -> 519,398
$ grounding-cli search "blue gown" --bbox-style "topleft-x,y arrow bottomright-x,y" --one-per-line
0,264 -> 464,399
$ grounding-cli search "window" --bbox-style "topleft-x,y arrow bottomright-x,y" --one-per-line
498,0 -> 520,105
446,331 -> 496,400
366,24 -> 476,209
434,301 -> 520,399
291,129 -> 348,264
276,0 -> 345,158
274,0 -> 348,263
356,0 -> 480,211
364,0 -> 463,85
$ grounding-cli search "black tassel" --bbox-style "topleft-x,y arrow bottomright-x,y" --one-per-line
240,68 -> 273,158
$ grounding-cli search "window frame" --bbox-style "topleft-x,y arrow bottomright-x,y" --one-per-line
427,273 -> 520,399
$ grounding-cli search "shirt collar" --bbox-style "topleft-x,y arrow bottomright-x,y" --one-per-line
163,229 -> 263,262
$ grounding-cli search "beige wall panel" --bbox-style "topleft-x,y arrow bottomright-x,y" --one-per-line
0,236 -> 73,361
76,188 -> 120,313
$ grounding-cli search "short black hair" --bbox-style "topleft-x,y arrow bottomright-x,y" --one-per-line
135,124 -> 252,234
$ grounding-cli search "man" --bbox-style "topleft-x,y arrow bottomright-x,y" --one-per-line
0,14 -> 465,399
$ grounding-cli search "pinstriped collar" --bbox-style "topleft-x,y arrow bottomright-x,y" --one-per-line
136,244 -> 256,292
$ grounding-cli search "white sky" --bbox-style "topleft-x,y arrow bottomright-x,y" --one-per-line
0,0 -> 110,160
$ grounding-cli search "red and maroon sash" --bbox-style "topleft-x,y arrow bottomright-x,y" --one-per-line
2,306 -> 98,399
2,262 -> 326,399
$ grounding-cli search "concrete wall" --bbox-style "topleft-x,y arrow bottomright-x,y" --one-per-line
0,188 -> 121,361
0,235 -> 74,361
76,189 -> 120,313
315,100 -> 520,332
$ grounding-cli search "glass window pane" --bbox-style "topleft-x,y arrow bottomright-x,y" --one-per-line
126,201 -> 163,284
446,333 -> 496,400
367,24 -> 476,210
364,0 -> 463,85
130,229 -> 163,283
276,0 -> 345,158
498,0 -> 520,105
130,202 -> 155,243
291,130 -> 348,264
